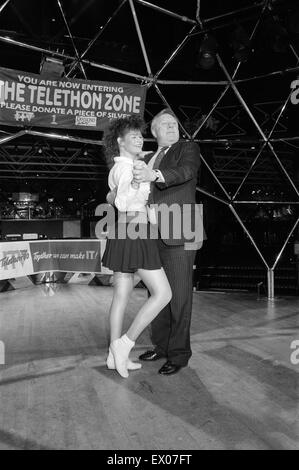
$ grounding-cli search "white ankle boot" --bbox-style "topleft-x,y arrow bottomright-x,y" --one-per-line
109,335 -> 135,378
106,348 -> 142,371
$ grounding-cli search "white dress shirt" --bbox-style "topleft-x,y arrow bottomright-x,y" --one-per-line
109,156 -> 150,213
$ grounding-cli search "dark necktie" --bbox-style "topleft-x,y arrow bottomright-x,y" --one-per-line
148,146 -> 169,205
153,146 -> 168,169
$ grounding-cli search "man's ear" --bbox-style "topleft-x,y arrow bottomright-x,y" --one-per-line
151,128 -> 157,139
117,136 -> 122,147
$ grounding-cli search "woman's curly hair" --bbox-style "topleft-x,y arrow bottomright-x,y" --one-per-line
103,115 -> 146,168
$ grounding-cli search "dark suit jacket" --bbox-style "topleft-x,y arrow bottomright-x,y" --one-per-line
144,140 -> 201,246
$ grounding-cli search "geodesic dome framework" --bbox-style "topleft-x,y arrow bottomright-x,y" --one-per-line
0,0 -> 298,298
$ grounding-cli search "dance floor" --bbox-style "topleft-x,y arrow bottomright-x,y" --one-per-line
0,284 -> 298,450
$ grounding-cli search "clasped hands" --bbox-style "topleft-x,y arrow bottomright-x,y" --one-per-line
132,159 -> 156,185
106,154 -> 156,205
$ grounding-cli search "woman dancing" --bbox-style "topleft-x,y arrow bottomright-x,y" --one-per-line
102,115 -> 172,378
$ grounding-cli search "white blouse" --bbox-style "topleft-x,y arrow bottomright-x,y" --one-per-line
108,156 -> 150,213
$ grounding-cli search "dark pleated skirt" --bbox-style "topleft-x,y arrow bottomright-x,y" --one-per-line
102,222 -> 162,273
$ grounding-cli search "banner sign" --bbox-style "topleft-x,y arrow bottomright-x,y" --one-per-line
0,67 -> 147,130
0,241 -> 34,280
0,239 -> 107,280
30,240 -> 102,273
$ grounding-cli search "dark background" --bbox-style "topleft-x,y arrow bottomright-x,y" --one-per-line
0,0 -> 298,293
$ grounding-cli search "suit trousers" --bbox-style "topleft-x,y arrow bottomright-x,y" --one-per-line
151,239 -> 196,366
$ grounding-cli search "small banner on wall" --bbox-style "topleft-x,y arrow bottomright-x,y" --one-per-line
0,240 -> 106,280
0,241 -> 34,280
0,67 -> 146,130
30,240 -> 103,273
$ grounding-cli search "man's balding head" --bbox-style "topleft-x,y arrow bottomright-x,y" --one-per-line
150,108 -> 180,146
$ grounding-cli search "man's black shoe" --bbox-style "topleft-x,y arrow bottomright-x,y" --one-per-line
139,350 -> 165,361
158,361 -> 182,375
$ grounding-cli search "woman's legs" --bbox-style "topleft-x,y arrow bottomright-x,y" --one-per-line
126,268 -> 172,342
107,271 -> 141,373
109,272 -> 134,343
109,268 -> 172,378
133,272 -> 141,287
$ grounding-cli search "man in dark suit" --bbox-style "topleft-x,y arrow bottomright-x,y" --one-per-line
132,109 -> 202,375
